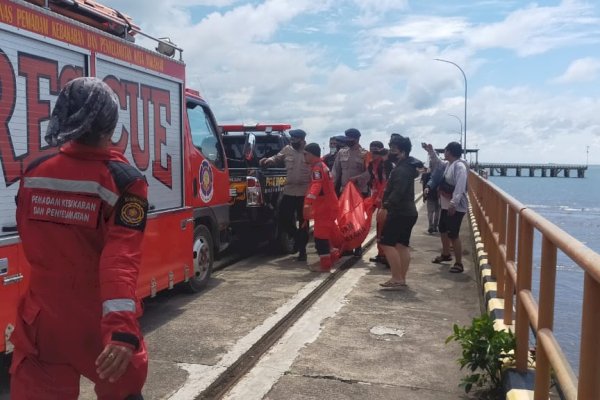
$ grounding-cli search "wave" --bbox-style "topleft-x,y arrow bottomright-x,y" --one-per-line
533,263 -> 584,272
526,204 -> 600,214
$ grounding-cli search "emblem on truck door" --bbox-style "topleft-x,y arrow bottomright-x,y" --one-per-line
199,160 -> 214,203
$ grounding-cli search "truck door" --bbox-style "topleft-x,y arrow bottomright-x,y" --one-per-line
185,101 -> 230,246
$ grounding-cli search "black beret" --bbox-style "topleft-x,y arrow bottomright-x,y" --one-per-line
344,128 -> 361,139
289,129 -> 307,139
304,143 -> 321,157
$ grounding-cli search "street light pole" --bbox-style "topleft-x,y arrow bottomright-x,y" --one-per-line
587,146 -> 589,166
448,113 -> 463,148
435,58 -> 467,159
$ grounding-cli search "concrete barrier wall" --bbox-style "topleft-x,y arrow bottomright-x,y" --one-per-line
468,205 -> 537,400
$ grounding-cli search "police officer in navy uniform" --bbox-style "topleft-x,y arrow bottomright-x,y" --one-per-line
260,129 -> 312,260
332,128 -> 369,256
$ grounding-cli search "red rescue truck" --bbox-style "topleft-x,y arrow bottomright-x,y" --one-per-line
0,0 -> 231,355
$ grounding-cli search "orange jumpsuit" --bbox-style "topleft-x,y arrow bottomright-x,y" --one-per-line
10,142 -> 148,400
370,158 -> 390,258
305,161 -> 339,270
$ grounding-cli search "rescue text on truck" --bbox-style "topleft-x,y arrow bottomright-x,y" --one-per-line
0,0 -> 232,355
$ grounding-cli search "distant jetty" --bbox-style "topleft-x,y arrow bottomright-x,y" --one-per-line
477,163 -> 587,178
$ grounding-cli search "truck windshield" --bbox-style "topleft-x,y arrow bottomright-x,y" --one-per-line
187,102 -> 224,169
222,134 -> 284,168
255,136 -> 282,159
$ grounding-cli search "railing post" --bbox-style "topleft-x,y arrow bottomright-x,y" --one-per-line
486,186 -> 495,279
578,273 -> 600,399
495,194 -> 506,298
515,215 -> 533,372
503,207 -> 517,326
534,237 -> 557,400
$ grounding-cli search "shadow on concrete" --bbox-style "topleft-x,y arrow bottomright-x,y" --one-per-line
373,286 -> 425,303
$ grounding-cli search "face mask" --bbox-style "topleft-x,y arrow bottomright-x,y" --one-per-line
330,146 -> 337,154
347,140 -> 356,147
291,142 -> 302,150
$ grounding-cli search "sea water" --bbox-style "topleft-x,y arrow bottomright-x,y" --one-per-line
489,165 -> 600,374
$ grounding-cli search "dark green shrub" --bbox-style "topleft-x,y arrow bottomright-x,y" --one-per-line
446,313 -> 516,394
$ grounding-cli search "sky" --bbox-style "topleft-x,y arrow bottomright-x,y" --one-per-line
103,0 -> 600,164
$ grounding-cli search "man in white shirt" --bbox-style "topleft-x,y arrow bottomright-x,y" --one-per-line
423,142 -> 468,273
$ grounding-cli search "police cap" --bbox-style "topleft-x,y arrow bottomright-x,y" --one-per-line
344,128 -> 361,139
334,135 -> 349,144
289,129 -> 307,139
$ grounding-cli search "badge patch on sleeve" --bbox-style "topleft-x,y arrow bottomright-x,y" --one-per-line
312,170 -> 322,180
115,194 -> 148,231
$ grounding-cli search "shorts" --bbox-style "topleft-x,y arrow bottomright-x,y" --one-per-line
379,214 -> 418,247
438,209 -> 465,239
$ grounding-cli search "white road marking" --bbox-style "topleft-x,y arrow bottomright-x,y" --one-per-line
222,266 -> 369,400
167,277 -> 327,400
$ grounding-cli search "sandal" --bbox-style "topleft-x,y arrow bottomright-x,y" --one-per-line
449,263 -> 464,273
379,280 -> 407,288
432,254 -> 452,264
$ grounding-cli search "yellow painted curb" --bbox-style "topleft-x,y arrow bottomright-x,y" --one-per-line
484,281 -> 498,293
488,298 -> 504,313
493,319 -> 514,333
506,388 -> 534,400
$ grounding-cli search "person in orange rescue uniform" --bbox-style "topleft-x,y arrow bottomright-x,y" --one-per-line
303,143 -> 340,272
10,77 -> 148,400
366,141 -> 393,265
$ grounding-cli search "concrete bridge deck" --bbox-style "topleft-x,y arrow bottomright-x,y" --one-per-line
478,163 -> 587,178
1,204 -> 481,399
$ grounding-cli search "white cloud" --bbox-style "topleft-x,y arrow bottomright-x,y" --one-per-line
371,16 -> 468,43
352,0 -> 408,13
97,0 -> 600,164
467,1 -> 600,56
368,1 -> 600,57
553,57 -> 600,84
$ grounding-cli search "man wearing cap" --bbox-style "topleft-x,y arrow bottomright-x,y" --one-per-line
303,143 -> 340,272
260,129 -> 311,260
332,128 -> 369,196
332,128 -> 369,256
10,77 -> 147,399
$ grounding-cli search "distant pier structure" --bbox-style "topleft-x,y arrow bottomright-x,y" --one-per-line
477,163 -> 587,178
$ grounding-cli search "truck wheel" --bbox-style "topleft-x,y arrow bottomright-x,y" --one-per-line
276,226 -> 295,254
186,225 -> 213,293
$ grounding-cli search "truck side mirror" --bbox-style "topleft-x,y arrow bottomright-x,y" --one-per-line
243,133 -> 256,161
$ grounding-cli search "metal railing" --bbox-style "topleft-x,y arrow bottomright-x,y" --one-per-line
468,171 -> 600,400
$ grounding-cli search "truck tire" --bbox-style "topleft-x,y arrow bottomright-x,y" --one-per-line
186,225 -> 213,293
